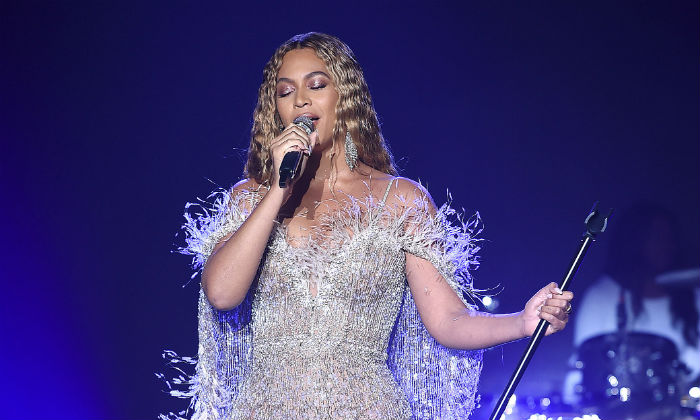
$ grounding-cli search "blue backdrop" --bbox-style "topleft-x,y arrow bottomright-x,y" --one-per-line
1,2 -> 698,418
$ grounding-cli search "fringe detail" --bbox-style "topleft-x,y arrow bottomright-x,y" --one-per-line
159,186 -> 263,420
156,350 -> 199,420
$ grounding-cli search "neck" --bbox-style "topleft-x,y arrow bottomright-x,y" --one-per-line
278,139 -> 351,219
305,137 -> 351,182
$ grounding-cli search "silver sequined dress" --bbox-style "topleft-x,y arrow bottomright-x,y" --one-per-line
166,179 -> 484,420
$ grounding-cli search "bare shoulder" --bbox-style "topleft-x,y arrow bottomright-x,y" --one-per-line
384,176 -> 438,213
230,178 -> 268,196
228,178 -> 269,210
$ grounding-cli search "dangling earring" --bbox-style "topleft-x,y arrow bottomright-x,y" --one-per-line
345,130 -> 358,171
276,114 -> 284,131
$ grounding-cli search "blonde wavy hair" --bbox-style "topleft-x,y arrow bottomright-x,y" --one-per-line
244,32 -> 397,184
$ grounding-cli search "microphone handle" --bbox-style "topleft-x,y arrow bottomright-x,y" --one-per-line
278,115 -> 314,188
278,150 -> 303,188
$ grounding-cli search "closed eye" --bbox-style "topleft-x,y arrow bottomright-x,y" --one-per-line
277,87 -> 294,98
308,77 -> 328,90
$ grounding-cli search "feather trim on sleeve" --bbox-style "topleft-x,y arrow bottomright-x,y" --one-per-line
398,191 -> 483,305
179,187 -> 262,275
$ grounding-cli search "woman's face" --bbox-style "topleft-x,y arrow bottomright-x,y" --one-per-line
275,48 -> 339,148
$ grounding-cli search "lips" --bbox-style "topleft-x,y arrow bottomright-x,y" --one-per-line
296,112 -> 319,121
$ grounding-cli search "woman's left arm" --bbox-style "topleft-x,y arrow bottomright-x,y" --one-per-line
406,252 -> 573,350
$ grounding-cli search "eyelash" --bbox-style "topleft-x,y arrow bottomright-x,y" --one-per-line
278,82 -> 326,98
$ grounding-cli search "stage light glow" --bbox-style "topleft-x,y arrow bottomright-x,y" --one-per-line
529,414 -> 599,420
502,393 -> 517,418
480,295 -> 500,311
540,397 -> 550,407
689,386 -> 700,398
620,387 -> 631,402
607,374 -> 618,387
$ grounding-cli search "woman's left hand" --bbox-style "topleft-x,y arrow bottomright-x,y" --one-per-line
520,282 -> 574,337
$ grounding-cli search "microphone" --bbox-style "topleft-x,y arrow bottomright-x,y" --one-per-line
278,116 -> 315,188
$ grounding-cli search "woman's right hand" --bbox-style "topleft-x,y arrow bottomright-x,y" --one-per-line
268,123 -> 318,198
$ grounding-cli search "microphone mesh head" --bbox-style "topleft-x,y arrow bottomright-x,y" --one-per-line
292,115 -> 314,135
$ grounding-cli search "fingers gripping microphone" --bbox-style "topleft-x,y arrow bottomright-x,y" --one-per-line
278,116 -> 314,188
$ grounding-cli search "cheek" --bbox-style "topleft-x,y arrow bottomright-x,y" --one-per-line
275,101 -> 292,125
322,93 -> 339,122
329,92 -> 339,112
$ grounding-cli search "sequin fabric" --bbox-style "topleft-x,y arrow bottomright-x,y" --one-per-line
163,180 -> 484,420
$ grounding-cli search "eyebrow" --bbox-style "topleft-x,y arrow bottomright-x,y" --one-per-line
277,71 -> 331,84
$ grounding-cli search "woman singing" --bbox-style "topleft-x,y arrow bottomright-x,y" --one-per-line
169,32 -> 574,420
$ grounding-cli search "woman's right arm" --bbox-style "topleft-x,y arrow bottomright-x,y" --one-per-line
201,124 -> 317,310
201,184 -> 285,310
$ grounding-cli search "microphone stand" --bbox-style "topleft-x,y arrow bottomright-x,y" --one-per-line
489,202 -> 613,420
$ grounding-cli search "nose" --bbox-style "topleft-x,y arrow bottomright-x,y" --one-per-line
294,89 -> 310,108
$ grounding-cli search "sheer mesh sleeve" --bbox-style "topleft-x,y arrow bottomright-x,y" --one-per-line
387,186 -> 485,420
160,186 -> 262,420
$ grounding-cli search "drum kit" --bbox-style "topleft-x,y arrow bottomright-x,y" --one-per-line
493,331 -> 698,419
569,269 -> 700,419
575,332 -> 697,420
571,269 -> 700,419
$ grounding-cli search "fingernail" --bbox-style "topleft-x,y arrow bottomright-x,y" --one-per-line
537,304 -> 543,311
554,287 -> 563,295
536,310 -> 541,316
546,293 -> 553,299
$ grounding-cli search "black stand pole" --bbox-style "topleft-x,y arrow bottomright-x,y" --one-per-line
488,203 -> 612,420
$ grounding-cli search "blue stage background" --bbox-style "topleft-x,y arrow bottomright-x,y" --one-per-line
1,2 -> 698,418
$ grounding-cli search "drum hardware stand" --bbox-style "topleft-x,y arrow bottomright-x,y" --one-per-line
489,202 -> 613,420
616,289 -> 630,401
